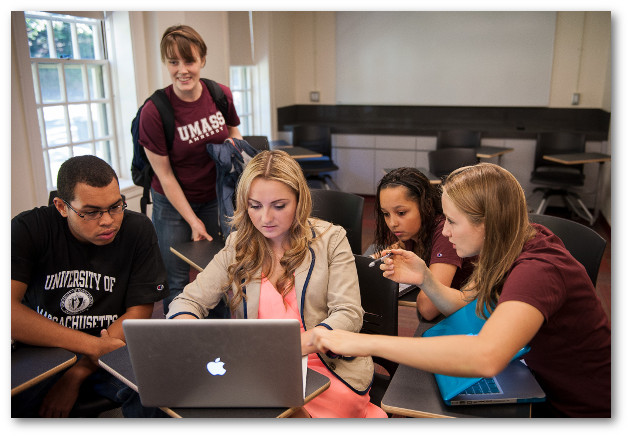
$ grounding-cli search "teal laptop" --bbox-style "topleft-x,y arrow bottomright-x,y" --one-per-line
422,300 -> 546,406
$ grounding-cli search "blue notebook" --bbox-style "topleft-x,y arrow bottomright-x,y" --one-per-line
422,300 -> 545,406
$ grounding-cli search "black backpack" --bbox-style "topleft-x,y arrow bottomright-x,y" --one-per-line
130,78 -> 229,214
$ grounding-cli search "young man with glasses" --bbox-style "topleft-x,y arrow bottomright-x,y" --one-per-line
11,155 -> 169,417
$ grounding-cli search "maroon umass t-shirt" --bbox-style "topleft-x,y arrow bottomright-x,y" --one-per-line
498,223 -> 610,417
138,82 -> 241,203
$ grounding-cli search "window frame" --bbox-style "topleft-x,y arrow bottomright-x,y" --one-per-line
20,11 -> 120,193
229,65 -> 255,136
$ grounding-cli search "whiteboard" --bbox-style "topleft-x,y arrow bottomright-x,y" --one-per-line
335,11 -> 556,107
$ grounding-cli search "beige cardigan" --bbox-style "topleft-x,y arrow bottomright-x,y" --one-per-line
166,219 -> 374,394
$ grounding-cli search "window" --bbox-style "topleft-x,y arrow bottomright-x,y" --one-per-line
24,11 -> 117,191
229,66 -> 254,136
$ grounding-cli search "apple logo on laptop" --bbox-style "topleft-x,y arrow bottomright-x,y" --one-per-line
206,357 -> 227,376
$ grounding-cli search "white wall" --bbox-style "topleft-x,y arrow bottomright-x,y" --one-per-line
335,11 -> 556,106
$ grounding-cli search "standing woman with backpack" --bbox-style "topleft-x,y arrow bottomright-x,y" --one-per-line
138,24 -> 242,316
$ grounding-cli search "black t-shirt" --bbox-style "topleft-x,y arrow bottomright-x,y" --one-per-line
12,206 -> 169,336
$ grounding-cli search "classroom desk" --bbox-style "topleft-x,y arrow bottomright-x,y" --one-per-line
383,167 -> 441,184
98,346 -> 330,418
542,152 -> 611,225
170,239 -> 225,272
398,287 -> 420,308
475,145 -> 514,165
270,143 -> 323,159
380,322 -> 532,418
11,344 -> 77,396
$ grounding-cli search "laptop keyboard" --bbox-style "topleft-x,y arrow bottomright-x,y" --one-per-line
463,377 -> 502,395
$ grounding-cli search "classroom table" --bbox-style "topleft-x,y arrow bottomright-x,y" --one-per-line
474,145 -> 514,165
269,143 -> 323,159
98,346 -> 330,418
542,152 -> 611,225
170,238 -> 225,272
380,322 -> 533,418
11,343 -> 77,396
383,167 -> 441,184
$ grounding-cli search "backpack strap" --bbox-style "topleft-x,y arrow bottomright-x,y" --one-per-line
148,89 -> 175,152
201,78 -> 229,121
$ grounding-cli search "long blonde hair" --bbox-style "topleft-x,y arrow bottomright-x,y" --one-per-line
442,163 -> 535,318
225,150 -> 314,310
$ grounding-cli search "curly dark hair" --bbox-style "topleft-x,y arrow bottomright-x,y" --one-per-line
373,167 -> 442,263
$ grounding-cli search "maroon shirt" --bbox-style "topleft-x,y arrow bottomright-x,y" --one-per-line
498,223 -> 611,417
138,82 -> 240,203
405,217 -> 473,290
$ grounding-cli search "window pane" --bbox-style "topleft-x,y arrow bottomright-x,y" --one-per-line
52,20 -> 73,59
48,147 -> 71,185
77,23 -> 96,60
38,64 -> 63,103
95,141 -> 113,163
64,65 -> 86,102
232,91 -> 244,112
91,103 -> 110,139
26,18 -> 50,58
73,143 -> 93,156
230,67 -> 243,89
68,104 -> 90,142
87,65 -> 105,99
42,106 -> 68,146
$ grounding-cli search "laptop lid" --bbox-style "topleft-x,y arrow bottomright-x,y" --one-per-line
422,300 -> 544,405
122,318 -> 304,408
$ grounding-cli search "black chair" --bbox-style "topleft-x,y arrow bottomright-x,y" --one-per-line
529,213 -> 606,286
311,189 -> 364,254
354,254 -> 399,409
428,147 -> 478,180
530,132 -> 592,223
291,125 -> 339,190
242,135 -> 270,151
436,129 -> 481,150
48,190 -> 58,205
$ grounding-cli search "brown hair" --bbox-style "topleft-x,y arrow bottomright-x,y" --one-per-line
225,150 -> 314,310
442,163 -> 535,318
160,25 -> 207,63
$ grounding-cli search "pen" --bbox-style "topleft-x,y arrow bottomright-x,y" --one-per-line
368,252 -> 393,268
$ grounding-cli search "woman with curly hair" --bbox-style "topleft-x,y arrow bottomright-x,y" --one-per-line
372,167 -> 472,320
166,150 -> 386,418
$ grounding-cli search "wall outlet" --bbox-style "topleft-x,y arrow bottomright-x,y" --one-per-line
310,91 -> 320,102
571,93 -> 580,105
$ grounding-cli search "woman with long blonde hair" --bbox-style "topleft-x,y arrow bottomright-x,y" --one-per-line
310,163 -> 610,417
167,150 -> 386,418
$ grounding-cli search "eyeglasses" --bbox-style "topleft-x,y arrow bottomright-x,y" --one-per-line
62,199 -> 127,221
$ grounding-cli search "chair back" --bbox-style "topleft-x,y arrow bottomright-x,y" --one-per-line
242,135 -> 270,151
533,132 -> 586,174
436,129 -> 481,149
48,190 -> 58,205
310,189 -> 364,254
354,254 -> 399,377
529,213 -> 606,286
291,125 -> 332,157
428,147 -> 478,179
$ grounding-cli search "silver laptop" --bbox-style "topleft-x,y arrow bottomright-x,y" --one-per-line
122,318 -> 305,408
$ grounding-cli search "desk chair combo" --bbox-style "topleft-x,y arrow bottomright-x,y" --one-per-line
310,189 -> 364,254
529,213 -> 606,286
291,125 -> 340,190
530,132 -> 593,224
242,135 -> 270,151
428,147 -> 478,181
354,255 -> 400,410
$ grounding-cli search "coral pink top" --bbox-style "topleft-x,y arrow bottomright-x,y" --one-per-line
258,276 -> 385,418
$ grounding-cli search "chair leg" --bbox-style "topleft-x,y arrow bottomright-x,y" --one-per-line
535,195 -> 550,215
564,193 -> 595,225
322,175 -> 340,191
